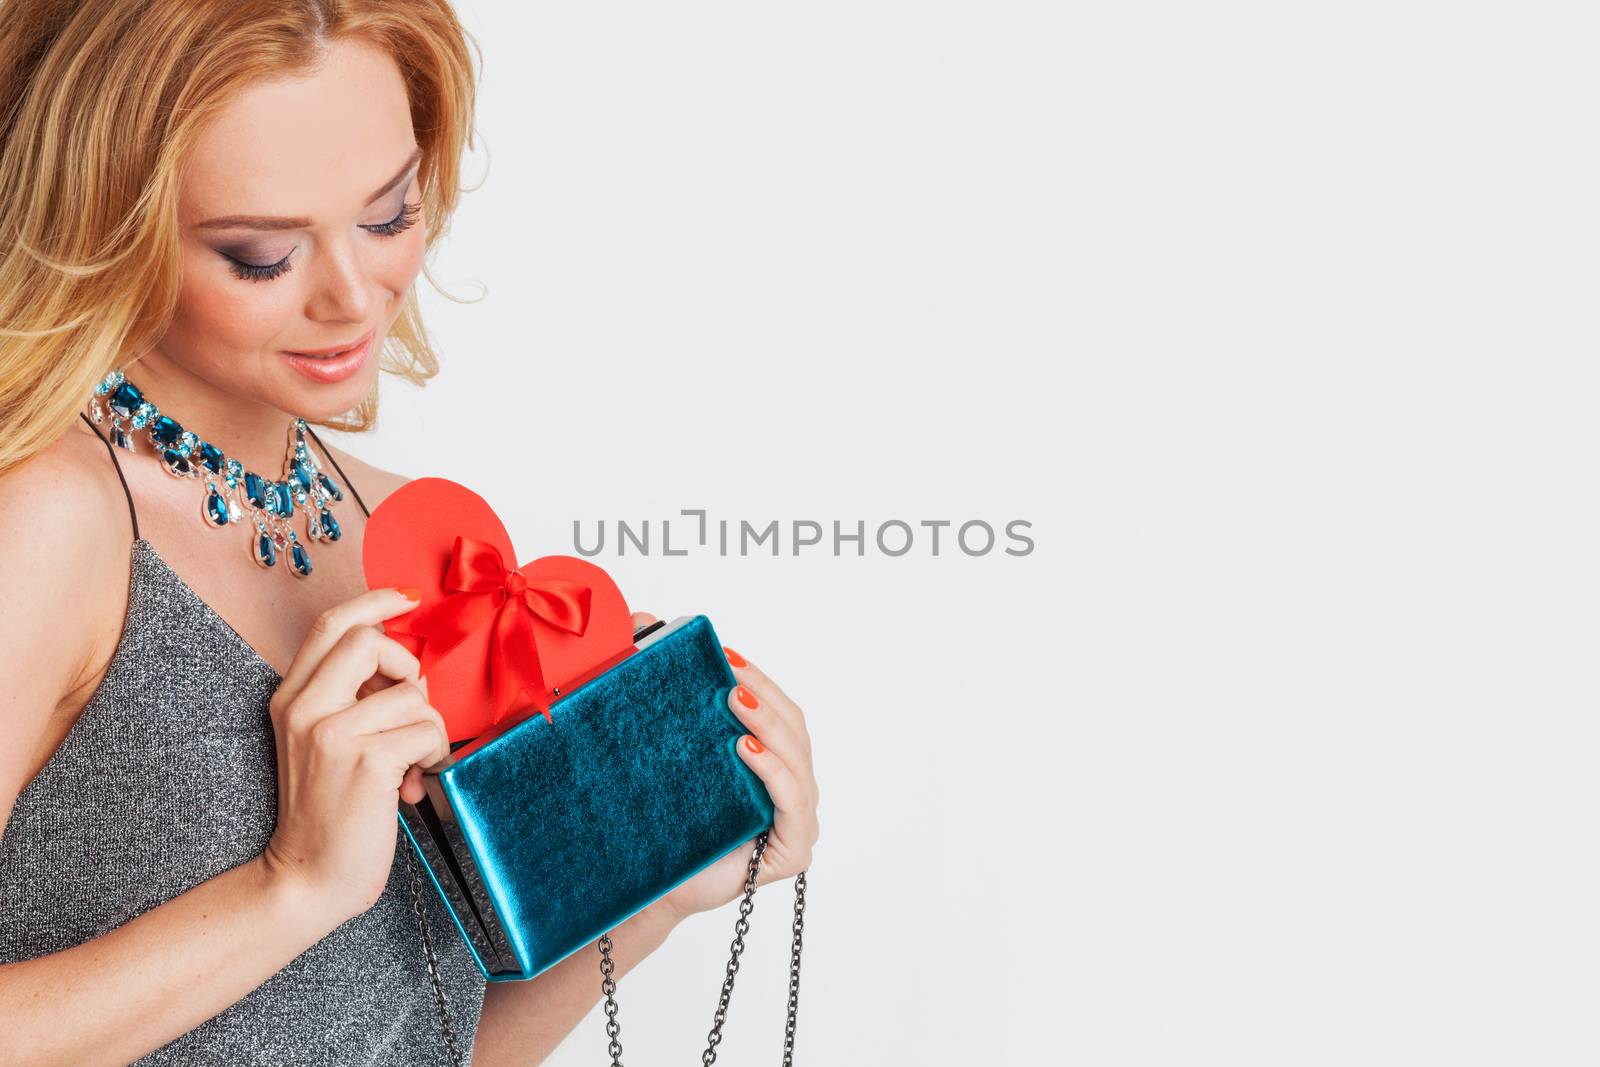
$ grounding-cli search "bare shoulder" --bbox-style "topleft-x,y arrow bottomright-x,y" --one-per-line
0,420 -> 135,624
0,418 -> 135,816
310,432 -> 413,512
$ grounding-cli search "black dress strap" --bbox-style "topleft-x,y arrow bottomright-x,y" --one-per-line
303,423 -> 372,520
79,410 -> 140,542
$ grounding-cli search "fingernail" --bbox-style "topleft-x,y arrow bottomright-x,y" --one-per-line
735,684 -> 759,709
398,586 -> 422,601
744,734 -> 764,753
722,645 -> 747,668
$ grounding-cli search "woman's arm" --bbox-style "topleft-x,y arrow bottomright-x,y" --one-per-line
469,899 -> 682,1065
0,858 -> 345,1066
0,453 -> 354,1065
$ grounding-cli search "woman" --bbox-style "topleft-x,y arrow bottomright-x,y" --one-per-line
0,2 -> 820,1064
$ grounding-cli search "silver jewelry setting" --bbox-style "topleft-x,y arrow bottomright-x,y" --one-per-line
87,368 -> 347,578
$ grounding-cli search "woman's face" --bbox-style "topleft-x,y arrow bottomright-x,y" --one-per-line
157,36 -> 426,422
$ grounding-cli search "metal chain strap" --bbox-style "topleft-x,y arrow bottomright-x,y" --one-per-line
408,826 -> 808,1067
405,840 -> 469,1067
782,865 -> 807,1066
597,828 -> 809,1066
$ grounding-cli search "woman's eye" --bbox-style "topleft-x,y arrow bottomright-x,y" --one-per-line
219,200 -> 420,283
364,199 -> 422,237
225,250 -> 294,283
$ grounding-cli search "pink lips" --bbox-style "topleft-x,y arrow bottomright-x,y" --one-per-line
280,329 -> 375,384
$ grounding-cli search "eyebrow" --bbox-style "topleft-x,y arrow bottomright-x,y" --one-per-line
194,145 -> 423,231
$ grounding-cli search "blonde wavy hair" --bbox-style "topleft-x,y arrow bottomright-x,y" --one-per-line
0,0 -> 482,478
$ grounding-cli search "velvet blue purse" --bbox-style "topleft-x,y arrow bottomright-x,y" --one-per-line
396,613 -> 771,981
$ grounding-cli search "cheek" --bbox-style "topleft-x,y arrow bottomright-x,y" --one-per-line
378,224 -> 427,294
169,226 -> 424,368
173,259 -> 300,364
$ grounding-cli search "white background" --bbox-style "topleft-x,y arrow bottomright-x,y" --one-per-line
326,3 -> 1600,1063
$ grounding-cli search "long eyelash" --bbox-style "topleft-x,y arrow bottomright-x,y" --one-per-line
223,199 -> 420,283
365,199 -> 422,237
227,252 -> 293,283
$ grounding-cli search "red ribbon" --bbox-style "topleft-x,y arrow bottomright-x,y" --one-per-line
390,534 -> 592,726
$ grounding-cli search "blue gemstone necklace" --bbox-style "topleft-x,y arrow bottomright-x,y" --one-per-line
85,368 -> 347,578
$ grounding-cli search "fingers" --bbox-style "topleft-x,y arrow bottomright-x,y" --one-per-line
733,730 -> 819,870
726,682 -> 814,807
308,678 -> 450,802
721,645 -> 812,767
290,625 -> 425,729
365,720 -> 452,788
325,682 -> 450,778
630,611 -> 660,637
278,587 -> 424,702
315,678 -> 442,747
720,643 -> 820,872
350,684 -> 449,791
357,666 -> 428,703
401,764 -> 425,805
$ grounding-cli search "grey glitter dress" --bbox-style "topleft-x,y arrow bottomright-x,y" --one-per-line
0,415 -> 486,1065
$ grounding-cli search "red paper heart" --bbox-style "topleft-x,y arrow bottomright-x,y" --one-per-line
362,477 -> 634,741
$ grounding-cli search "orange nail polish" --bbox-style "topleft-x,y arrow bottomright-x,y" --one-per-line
735,685 -> 759,709
722,645 -> 747,668
398,586 -> 422,601
744,734 -> 764,753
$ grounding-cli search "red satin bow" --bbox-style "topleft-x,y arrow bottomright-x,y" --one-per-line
390,534 -> 592,726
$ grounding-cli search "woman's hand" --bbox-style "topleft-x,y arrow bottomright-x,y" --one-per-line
260,589 -> 451,927
630,611 -> 821,925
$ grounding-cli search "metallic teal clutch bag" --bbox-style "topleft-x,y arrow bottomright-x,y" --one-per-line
364,476 -> 807,1061
397,613 -> 773,982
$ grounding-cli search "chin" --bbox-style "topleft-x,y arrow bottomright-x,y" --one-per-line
275,361 -> 379,420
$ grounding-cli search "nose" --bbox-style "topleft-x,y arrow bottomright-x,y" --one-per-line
305,234 -> 377,326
